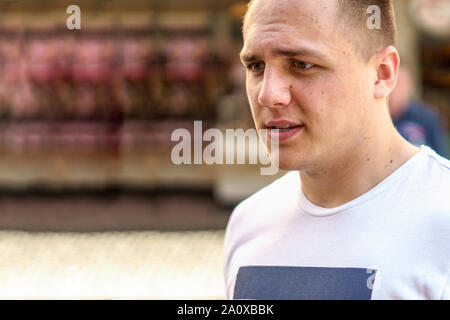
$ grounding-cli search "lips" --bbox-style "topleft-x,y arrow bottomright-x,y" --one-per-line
264,120 -> 304,142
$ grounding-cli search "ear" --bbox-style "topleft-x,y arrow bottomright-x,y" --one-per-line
373,46 -> 400,100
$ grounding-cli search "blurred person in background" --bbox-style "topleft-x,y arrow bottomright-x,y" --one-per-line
389,61 -> 449,158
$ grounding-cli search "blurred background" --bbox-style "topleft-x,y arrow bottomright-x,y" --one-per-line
0,0 -> 448,299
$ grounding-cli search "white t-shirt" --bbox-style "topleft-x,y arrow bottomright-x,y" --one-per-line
223,146 -> 450,300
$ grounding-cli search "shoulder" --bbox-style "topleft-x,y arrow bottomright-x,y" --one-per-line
419,146 -> 450,185
409,146 -> 450,230
223,171 -> 300,258
226,171 -> 300,231
223,171 -> 300,290
410,146 -> 450,204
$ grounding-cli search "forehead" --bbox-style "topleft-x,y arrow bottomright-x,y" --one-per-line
245,0 -> 337,29
242,0 -> 346,60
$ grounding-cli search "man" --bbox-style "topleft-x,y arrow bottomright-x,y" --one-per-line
223,0 -> 450,300
389,63 -> 448,158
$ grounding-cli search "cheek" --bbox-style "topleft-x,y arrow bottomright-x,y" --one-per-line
298,75 -> 365,139
292,79 -> 339,128
325,74 -> 372,140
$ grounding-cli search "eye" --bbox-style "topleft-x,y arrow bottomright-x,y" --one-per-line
247,62 -> 265,73
292,60 -> 315,71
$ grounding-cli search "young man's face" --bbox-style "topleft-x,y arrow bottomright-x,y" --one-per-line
241,0 -> 378,171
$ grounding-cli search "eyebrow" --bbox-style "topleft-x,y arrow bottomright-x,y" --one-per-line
240,48 -> 326,63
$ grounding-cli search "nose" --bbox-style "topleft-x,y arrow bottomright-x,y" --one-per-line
257,67 -> 291,108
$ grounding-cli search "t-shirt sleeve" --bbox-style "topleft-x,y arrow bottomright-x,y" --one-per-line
223,202 -> 245,300
441,270 -> 450,300
223,222 -> 233,299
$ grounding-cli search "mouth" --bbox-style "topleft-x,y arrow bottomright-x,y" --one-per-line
264,120 -> 305,142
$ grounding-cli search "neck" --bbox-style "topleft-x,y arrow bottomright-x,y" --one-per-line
299,112 -> 420,208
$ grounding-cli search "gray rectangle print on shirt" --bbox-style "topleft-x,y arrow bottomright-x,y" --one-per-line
234,266 -> 376,300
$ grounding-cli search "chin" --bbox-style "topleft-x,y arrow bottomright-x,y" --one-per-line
277,162 -> 303,171
264,139 -> 312,171
270,152 -> 305,171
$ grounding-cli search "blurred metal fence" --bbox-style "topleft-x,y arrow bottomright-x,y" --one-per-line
0,229 -> 225,299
